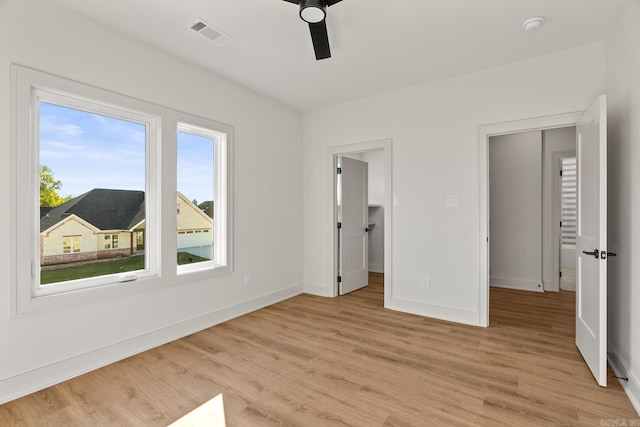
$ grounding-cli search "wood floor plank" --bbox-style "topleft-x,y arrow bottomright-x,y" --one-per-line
1,273 -> 637,426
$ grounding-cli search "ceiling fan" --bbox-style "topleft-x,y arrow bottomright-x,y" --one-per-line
282,0 -> 343,60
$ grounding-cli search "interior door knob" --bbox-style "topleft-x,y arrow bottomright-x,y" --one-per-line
582,249 -> 599,259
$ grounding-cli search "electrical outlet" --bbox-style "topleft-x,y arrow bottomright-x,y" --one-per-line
244,273 -> 252,286
423,276 -> 430,288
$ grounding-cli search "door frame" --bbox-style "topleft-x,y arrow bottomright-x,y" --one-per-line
478,112 -> 582,327
329,139 -> 392,306
552,149 -> 577,292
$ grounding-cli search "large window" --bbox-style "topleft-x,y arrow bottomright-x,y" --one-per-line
176,124 -> 227,273
12,65 -> 232,315
38,99 -> 148,286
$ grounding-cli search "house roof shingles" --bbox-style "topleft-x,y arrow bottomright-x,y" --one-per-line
197,201 -> 214,219
40,189 -> 145,232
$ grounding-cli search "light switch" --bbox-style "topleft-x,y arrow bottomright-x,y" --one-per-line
393,196 -> 401,207
446,195 -> 459,207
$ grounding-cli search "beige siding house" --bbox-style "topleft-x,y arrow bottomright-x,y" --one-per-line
40,189 -> 212,266
177,192 -> 214,258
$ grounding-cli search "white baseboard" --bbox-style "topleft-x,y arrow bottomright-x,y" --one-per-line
303,282 -> 333,297
0,284 -> 303,405
490,276 -> 544,292
368,264 -> 384,273
386,297 -> 478,326
608,350 -> 640,416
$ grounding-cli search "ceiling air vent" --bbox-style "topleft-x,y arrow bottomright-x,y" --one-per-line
190,19 -> 233,46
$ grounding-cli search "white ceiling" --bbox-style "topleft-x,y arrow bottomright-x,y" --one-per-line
50,0 -> 626,111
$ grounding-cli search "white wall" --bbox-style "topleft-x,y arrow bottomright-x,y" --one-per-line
605,0 -> 640,413
363,150 -> 385,206
489,131 -> 543,292
0,0 -> 302,404
303,43 -> 605,324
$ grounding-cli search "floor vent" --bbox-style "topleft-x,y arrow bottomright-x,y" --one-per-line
190,19 -> 233,46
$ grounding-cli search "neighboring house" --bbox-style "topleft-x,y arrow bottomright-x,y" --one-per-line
40,189 -> 212,266
177,193 -> 214,259
197,200 -> 213,219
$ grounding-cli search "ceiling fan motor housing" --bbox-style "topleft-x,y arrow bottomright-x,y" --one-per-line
299,0 -> 326,23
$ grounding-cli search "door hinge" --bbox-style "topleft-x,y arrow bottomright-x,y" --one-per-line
337,222 -> 342,229
560,221 -> 562,228
337,275 -> 342,283
337,167 -> 342,174
560,170 -> 563,176
560,271 -> 562,278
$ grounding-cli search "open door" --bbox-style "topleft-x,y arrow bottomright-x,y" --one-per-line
575,95 -> 608,386
337,156 -> 368,295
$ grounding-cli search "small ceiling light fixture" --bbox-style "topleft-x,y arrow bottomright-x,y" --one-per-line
299,0 -> 326,23
522,16 -> 545,31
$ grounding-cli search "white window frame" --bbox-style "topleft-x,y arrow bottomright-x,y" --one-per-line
177,122 -> 229,275
10,65 -> 233,317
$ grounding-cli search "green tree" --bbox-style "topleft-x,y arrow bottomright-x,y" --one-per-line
40,165 -> 72,207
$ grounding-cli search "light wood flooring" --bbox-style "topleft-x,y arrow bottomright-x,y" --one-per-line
1,273 -> 637,426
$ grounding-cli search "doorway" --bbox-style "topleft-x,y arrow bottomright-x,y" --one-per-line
329,139 -> 393,306
488,127 -> 576,294
478,112 -> 583,326
479,98 -> 609,386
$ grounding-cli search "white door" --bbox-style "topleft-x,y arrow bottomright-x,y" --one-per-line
338,156 -> 368,295
575,95 -> 608,386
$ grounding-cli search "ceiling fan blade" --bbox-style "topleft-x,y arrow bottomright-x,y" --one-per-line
282,0 -> 301,3
308,21 -> 331,60
326,0 -> 343,6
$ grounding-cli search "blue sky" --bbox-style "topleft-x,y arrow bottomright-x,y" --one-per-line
39,102 -> 214,204
177,131 -> 215,204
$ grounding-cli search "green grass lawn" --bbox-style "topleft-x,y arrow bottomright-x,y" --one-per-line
41,252 -> 210,284
41,255 -> 145,284
177,252 -> 209,265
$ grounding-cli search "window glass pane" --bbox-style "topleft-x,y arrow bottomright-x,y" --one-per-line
39,101 -> 146,285
176,129 -> 214,267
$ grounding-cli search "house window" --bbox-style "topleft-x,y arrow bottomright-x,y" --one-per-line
63,236 -> 81,253
561,158 -> 577,248
12,65 -> 232,315
176,123 -> 228,273
104,234 -> 119,250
